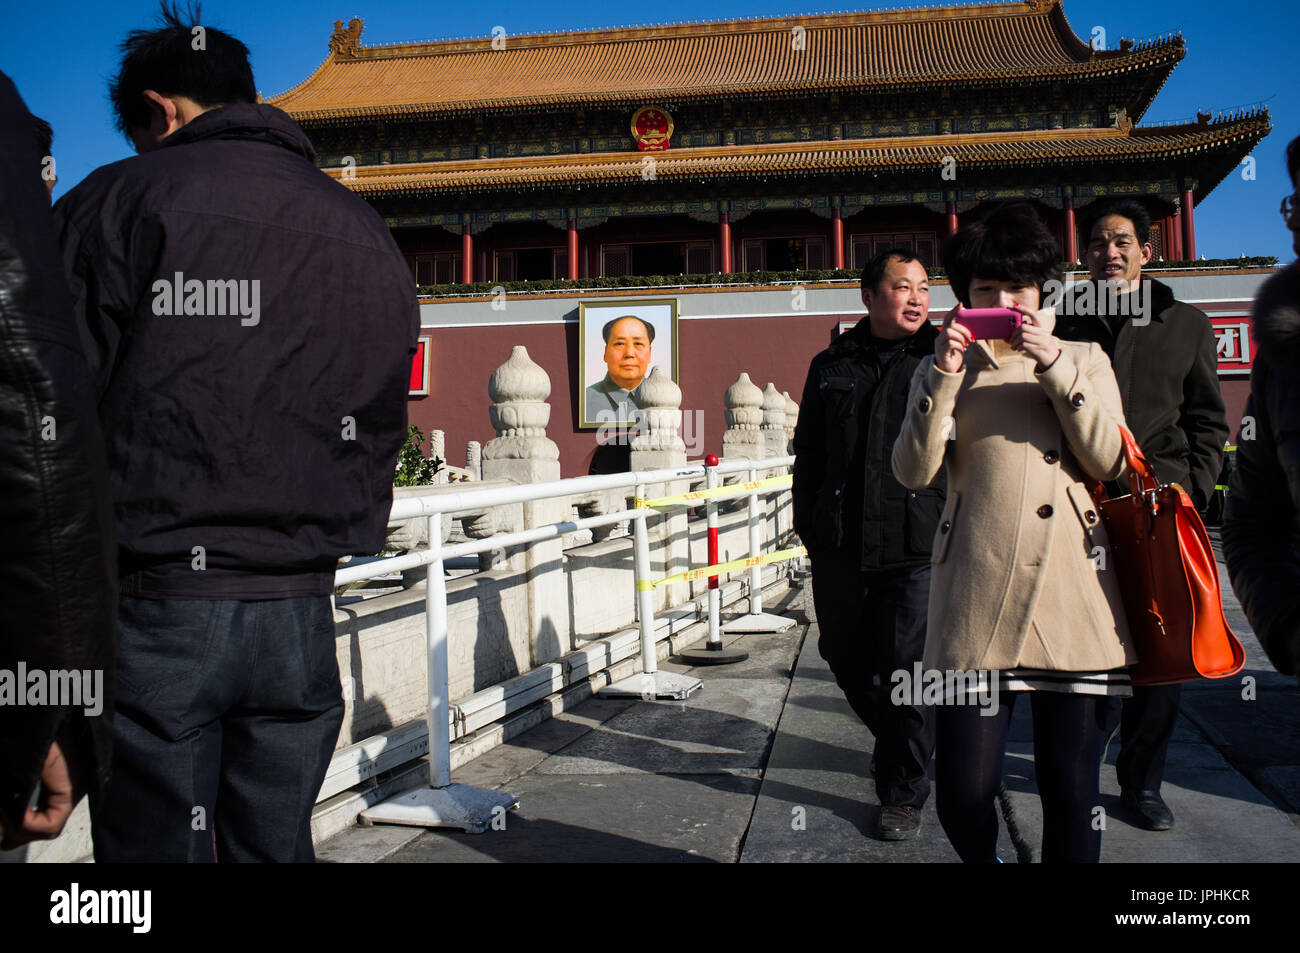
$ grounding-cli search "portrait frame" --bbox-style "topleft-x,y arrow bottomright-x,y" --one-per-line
578,298 -> 679,429
408,335 -> 432,396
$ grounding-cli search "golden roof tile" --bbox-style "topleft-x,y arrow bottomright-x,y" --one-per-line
270,1 -> 1182,121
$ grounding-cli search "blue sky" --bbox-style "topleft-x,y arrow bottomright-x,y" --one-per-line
5,0 -> 1297,260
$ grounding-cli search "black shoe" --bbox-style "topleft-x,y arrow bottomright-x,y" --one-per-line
878,805 -> 921,840
1122,789 -> 1174,831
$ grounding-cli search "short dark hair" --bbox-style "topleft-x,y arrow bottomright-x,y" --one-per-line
1287,134 -> 1300,186
942,203 -> 1063,307
860,247 -> 921,296
601,315 -> 654,344
31,114 -> 52,158
109,2 -> 256,139
1081,199 -> 1151,246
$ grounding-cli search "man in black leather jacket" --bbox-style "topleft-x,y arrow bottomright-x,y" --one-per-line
0,72 -> 118,851
792,249 -> 943,840
1225,135 -> 1300,685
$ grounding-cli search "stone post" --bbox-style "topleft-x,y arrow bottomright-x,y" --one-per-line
481,346 -> 570,665
721,372 -> 764,462
466,441 -> 482,481
782,391 -> 799,452
630,366 -> 691,610
429,428 -> 448,483
760,383 -> 787,460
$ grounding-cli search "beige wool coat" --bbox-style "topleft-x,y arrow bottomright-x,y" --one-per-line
891,311 -> 1137,673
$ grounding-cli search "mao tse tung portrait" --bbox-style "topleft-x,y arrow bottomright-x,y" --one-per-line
579,299 -> 678,428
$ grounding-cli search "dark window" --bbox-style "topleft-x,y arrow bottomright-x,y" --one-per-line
514,247 -> 555,280
631,242 -> 685,276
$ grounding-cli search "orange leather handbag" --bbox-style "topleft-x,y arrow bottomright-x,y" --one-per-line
1087,427 -> 1245,685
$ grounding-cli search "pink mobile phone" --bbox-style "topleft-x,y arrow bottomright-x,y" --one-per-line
954,307 -> 1023,340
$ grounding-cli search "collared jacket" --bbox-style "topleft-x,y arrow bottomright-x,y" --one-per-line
0,73 -> 117,833
793,318 -> 945,571
891,311 -> 1136,672
1056,277 -> 1228,507
52,103 -> 420,600
1224,263 -> 1300,679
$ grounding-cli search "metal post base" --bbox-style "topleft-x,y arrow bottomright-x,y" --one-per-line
600,669 -> 704,700
722,612 -> 796,633
359,783 -> 519,834
677,642 -> 748,665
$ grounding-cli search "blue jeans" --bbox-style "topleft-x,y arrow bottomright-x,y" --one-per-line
92,596 -> 344,862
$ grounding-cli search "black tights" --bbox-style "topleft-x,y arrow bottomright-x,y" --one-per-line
935,692 -> 1105,863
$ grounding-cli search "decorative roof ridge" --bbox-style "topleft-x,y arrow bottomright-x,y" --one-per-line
1132,106 -> 1272,135
326,1 -> 1069,60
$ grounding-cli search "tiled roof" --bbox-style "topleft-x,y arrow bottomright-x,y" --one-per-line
322,112 -> 1270,197
270,1 -> 1183,122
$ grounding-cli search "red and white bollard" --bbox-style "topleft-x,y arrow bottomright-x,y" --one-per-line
679,453 -> 748,664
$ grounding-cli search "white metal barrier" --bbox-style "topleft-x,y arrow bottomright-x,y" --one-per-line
335,453 -> 800,833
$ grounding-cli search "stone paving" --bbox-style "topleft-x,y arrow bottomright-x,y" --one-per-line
317,531 -> 1300,863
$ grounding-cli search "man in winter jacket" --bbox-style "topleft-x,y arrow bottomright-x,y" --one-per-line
52,6 -> 419,861
1224,135 -> 1300,685
1057,199 -> 1229,833
792,249 -> 943,840
0,72 -> 117,853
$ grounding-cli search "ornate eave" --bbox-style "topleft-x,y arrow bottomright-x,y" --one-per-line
323,111 -> 1269,201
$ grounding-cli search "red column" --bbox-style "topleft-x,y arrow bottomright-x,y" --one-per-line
946,201 -> 958,237
567,219 -> 579,280
719,211 -> 732,274
461,225 -> 473,284
1181,189 -> 1197,261
831,206 -> 845,270
1062,196 -> 1077,263
1169,208 -> 1184,261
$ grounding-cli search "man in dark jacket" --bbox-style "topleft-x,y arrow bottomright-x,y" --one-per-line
0,73 -> 117,851
792,248 -> 943,840
1057,199 -> 1229,832
1224,135 -> 1300,685
52,6 -> 419,861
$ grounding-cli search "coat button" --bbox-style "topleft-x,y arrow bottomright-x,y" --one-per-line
1037,504 -> 1053,518
918,395 -> 932,413
1070,392 -> 1086,407
1085,510 -> 1098,524
1043,450 -> 1059,464
940,520 -> 951,533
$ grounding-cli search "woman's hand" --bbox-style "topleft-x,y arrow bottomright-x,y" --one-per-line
1008,304 -> 1061,372
935,305 -> 970,374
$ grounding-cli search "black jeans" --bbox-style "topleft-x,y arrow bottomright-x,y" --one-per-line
92,596 -> 344,862
935,692 -> 1105,863
811,558 -> 935,809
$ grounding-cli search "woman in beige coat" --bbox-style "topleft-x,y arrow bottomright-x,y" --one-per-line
891,204 -> 1134,863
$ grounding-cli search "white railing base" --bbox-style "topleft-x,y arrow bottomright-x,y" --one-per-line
721,612 -> 797,634
600,670 -> 703,701
359,783 -> 519,834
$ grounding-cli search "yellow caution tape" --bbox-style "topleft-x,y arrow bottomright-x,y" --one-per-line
639,545 -> 807,590
634,474 -> 793,510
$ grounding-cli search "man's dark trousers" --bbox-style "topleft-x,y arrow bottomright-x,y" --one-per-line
811,557 -> 934,808
92,596 -> 344,862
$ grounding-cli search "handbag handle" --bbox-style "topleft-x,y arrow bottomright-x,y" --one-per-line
1088,425 -> 1159,502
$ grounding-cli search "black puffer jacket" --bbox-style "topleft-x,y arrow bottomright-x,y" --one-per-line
793,319 -> 945,570
0,73 -> 117,834
52,103 -> 420,599
1224,264 -> 1300,680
